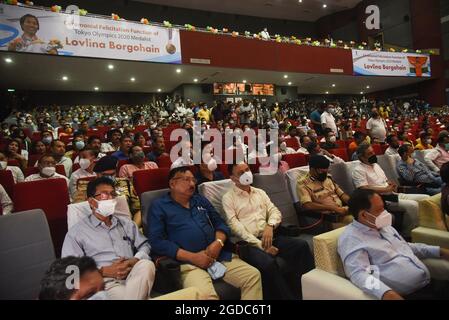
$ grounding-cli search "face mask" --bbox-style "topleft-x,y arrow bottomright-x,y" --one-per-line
366,210 -> 392,229
425,139 -> 432,145
207,158 -> 218,171
79,158 -> 91,170
368,155 -> 377,164
328,108 -> 335,114
42,136 -> 52,145
41,166 -> 56,177
445,143 -> 449,151
87,290 -> 109,300
316,172 -> 328,182
239,171 -> 253,186
0,161 -> 7,169
280,142 -> 287,151
94,199 -> 117,217
75,141 -> 85,150
329,136 -> 337,143
372,112 -> 379,117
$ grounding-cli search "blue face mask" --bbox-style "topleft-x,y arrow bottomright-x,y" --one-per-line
87,290 -> 109,300
207,261 -> 227,280
445,143 -> 449,151
75,140 -> 85,150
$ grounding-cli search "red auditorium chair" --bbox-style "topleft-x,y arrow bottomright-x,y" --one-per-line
0,170 -> 14,199
372,144 -> 383,155
72,162 -> 80,172
13,178 -> 70,257
117,159 -> 130,172
282,153 -> 307,169
27,154 -> 41,167
31,132 -> 42,142
381,144 -> 389,154
284,138 -> 300,150
218,163 -> 230,178
335,140 -> 346,149
133,168 -> 171,197
328,148 -> 349,162
156,155 -> 172,168
7,159 -> 20,167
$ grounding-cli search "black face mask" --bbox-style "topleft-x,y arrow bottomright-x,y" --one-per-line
372,112 -> 379,118
368,155 -> 378,164
316,172 -> 328,182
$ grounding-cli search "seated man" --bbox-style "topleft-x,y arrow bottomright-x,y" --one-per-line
0,152 -> 24,183
74,136 -> 106,164
414,131 -> 434,151
69,148 -> 97,197
50,139 -> 73,177
111,135 -> 133,160
146,136 -> 169,163
118,145 -> 158,179
424,131 -> 449,173
397,144 -> 442,196
352,143 -> 429,238
338,189 -> 449,300
101,129 -> 122,153
0,184 -> 13,215
384,134 -> 400,160
25,154 -> 69,187
62,177 -> 155,300
148,166 -> 263,300
320,128 -> 338,150
348,131 -> 367,158
297,155 -> 353,227
223,162 -> 314,300
306,141 -> 344,164
297,135 -> 311,154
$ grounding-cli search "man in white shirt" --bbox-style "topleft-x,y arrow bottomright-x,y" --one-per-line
384,134 -> 401,161
223,162 -> 314,300
366,108 -> 387,143
69,149 -> 97,197
0,184 -> 13,215
424,132 -> 449,173
320,104 -> 338,137
50,140 -> 73,177
0,152 -> 24,183
25,154 -> 69,187
101,129 -> 122,153
352,143 -> 429,237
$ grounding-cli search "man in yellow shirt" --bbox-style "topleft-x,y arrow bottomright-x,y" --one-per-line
415,132 -> 434,150
197,104 -> 211,123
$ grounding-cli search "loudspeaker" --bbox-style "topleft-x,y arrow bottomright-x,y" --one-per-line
281,87 -> 287,95
201,84 -> 212,94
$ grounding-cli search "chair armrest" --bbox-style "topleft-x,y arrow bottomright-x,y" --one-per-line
411,227 -> 449,250
152,256 -> 183,294
299,209 -> 342,223
301,269 -> 375,300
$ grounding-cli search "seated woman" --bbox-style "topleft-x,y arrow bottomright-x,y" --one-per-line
3,138 -> 28,170
30,140 -> 47,157
118,145 -> 158,179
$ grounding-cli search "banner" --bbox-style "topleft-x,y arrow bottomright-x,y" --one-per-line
352,49 -> 431,77
0,4 -> 181,63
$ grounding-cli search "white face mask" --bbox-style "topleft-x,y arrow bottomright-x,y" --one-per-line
41,166 -> 56,177
329,136 -> 337,143
366,210 -> 392,229
239,171 -> 253,186
0,161 -> 7,169
280,142 -> 287,151
207,158 -> 218,171
79,158 -> 91,170
95,199 -> 117,217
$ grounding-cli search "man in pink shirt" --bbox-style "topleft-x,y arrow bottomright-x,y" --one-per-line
424,132 -> 449,173
119,146 -> 158,179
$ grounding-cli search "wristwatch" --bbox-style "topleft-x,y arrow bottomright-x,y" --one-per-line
267,223 -> 275,228
216,239 -> 224,247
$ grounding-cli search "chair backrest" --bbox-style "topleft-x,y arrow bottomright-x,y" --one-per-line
13,179 -> 70,257
133,168 -> 170,196
0,169 -> 14,199
24,165 -> 66,178
7,159 -> 20,167
0,209 -> 55,299
156,155 -> 172,168
140,188 -> 170,234
67,195 -> 131,229
27,154 -> 41,167
376,154 -> 399,185
313,226 -> 346,277
117,159 -> 130,173
328,161 -> 360,195
328,148 -> 349,162
284,166 -> 310,203
282,153 -> 307,169
372,144 -> 383,155
198,179 -> 234,216
284,138 -> 300,150
418,193 -> 448,231
253,172 -> 299,226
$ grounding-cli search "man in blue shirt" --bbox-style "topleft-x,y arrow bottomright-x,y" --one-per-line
310,104 -> 324,135
146,136 -> 168,163
148,166 -> 262,300
111,136 -> 133,160
338,189 -> 449,300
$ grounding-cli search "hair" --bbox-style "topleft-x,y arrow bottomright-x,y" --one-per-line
385,134 -> 396,145
300,135 -> 311,144
306,141 -> 318,154
38,154 -> 55,164
38,256 -> 97,300
120,135 -> 132,143
441,162 -> 449,184
133,132 -> 145,143
356,142 -> 371,158
168,166 -> 192,181
398,144 -> 411,157
73,130 -> 86,138
353,131 -> 365,140
20,14 -> 39,30
323,128 -> 333,136
348,189 -> 376,220
80,148 -> 97,158
4,138 -> 22,157
107,129 -> 122,141
86,177 -> 115,198
31,139 -> 46,154
87,135 -> 101,145
50,139 -> 64,149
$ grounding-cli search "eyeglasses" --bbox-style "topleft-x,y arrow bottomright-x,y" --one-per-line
94,191 -> 118,200
172,177 -> 197,184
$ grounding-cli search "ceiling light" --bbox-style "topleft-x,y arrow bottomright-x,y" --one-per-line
94,87 -> 99,91
284,75 -> 288,79
108,64 -> 114,70
323,4 -> 327,8
299,0 -> 302,2
332,84 -> 336,87
325,91 -> 329,94
5,58 -> 13,63
157,88 -> 162,92
7,89 -> 15,92
176,68 -> 181,73
193,78 -> 198,82
366,85 -> 370,89
242,80 -> 247,83
360,91 -> 364,94
130,77 -> 135,82
288,82 -> 292,85
62,76 -> 68,81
